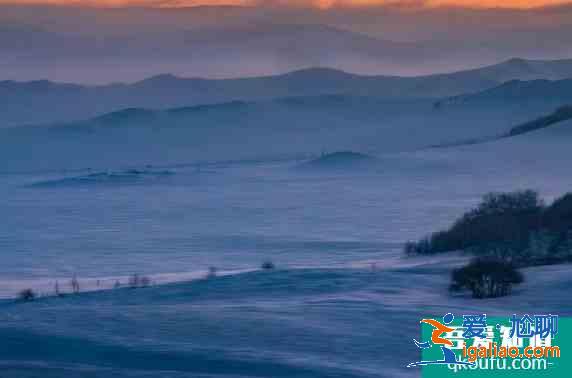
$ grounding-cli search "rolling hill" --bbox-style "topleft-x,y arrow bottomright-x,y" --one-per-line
435,77 -> 572,109
2,58 -> 572,129
507,105 -> 572,137
0,93 -> 565,172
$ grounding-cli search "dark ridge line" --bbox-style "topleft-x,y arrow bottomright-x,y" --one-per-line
425,104 -> 572,151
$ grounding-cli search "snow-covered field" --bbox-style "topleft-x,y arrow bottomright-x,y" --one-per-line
1,113 -> 571,376
0,256 -> 570,378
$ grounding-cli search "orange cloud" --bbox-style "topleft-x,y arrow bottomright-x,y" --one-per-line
426,0 -> 572,8
0,0 -> 571,9
318,0 -> 572,8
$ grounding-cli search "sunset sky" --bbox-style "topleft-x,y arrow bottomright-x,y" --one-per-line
1,0 -> 572,9
1,0 -> 571,83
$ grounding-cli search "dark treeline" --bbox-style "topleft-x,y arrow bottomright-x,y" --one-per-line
405,190 -> 572,267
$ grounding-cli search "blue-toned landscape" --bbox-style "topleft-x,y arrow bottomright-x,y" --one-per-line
2,2 -> 572,377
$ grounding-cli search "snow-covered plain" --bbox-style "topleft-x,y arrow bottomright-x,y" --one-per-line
1,113 -> 572,376
0,257 -> 570,377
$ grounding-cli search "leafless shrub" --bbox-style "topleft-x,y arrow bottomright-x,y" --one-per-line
207,266 -> 218,279
71,276 -> 80,294
128,274 -> 151,288
18,288 -> 36,302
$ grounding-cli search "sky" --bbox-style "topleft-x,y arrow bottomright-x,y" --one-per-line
1,0 -> 571,82
1,0 -> 572,9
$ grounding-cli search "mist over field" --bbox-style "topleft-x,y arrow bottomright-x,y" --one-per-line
1,2 -> 572,377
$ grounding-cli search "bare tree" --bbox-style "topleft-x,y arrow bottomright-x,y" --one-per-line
71,275 -> 80,294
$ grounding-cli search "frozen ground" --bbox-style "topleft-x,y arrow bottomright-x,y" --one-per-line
0,116 -> 571,376
0,255 -> 570,378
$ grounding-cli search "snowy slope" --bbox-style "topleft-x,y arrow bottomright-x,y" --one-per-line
0,95 -> 561,172
0,258 -> 569,378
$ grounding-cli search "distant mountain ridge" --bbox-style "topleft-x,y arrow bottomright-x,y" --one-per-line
465,58 -> 572,82
435,77 -> 572,109
2,57 -> 572,128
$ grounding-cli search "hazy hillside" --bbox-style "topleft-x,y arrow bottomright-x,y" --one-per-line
2,58 -> 572,128
416,118 -> 572,183
459,58 -> 572,83
0,94 -> 562,172
0,24 -> 427,83
508,105 -> 572,137
436,77 -> 572,108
